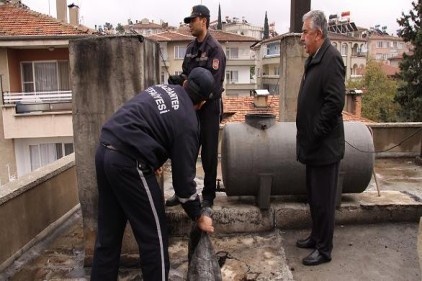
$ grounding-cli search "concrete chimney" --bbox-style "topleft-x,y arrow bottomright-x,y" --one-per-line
56,0 -> 67,23
68,3 -> 79,26
290,0 -> 310,33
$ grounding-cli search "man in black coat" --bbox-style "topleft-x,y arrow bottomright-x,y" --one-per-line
295,10 -> 345,266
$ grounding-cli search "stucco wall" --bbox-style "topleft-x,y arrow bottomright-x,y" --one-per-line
70,35 -> 160,265
279,34 -> 306,122
369,123 -> 422,157
0,154 -> 77,270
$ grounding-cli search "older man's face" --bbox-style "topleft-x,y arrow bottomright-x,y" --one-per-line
300,18 -> 322,56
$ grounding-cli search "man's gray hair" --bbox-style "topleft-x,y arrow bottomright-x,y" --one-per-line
303,10 -> 328,38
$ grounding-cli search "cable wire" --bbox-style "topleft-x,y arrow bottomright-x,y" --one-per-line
346,126 -> 422,154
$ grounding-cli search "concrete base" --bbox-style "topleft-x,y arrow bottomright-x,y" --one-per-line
166,191 -> 422,236
419,217 -> 422,275
416,155 -> 422,166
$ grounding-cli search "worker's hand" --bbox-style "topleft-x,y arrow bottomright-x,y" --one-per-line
196,215 -> 214,233
154,167 -> 163,176
168,74 -> 185,85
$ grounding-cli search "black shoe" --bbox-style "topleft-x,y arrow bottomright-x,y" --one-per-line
302,249 -> 331,266
201,199 -> 214,208
296,236 -> 316,249
165,194 -> 180,206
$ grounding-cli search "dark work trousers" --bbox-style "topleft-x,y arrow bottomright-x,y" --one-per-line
91,145 -> 169,281
197,98 -> 221,201
306,161 -> 340,259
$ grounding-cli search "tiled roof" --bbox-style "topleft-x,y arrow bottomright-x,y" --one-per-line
127,21 -> 164,29
222,96 -> 280,124
0,3 -> 95,37
148,31 -> 193,42
360,63 -> 399,77
222,96 -> 373,124
368,34 -> 404,41
149,27 -> 259,43
342,111 -> 374,123
259,31 -> 367,45
380,64 -> 400,77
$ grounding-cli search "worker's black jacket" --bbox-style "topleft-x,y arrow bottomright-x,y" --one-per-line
100,84 -> 201,219
182,32 -> 226,99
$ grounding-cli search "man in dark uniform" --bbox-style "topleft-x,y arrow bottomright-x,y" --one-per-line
295,10 -> 345,266
166,4 -> 226,208
90,67 -> 215,281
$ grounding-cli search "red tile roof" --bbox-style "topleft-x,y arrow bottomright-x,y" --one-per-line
222,96 -> 280,124
149,27 -> 259,43
360,63 -> 399,77
0,2 -> 95,37
222,96 -> 373,124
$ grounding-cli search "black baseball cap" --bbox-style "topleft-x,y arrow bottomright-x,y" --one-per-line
184,5 -> 210,23
186,67 -> 214,104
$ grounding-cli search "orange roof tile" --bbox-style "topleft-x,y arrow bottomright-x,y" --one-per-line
360,63 -> 399,77
149,27 -> 258,43
222,96 -> 280,124
0,3 -> 95,37
222,96 -> 373,124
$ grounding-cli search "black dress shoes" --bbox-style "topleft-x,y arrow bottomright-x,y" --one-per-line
165,194 -> 180,206
296,237 -> 316,249
302,249 -> 331,266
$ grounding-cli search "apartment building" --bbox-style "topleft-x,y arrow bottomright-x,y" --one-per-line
0,1 -> 95,184
252,31 -> 368,94
123,18 -> 174,37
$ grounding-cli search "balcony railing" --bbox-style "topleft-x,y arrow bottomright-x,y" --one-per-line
2,91 -> 72,105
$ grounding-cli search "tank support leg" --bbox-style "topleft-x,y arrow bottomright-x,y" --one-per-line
257,174 -> 272,209
335,170 -> 345,208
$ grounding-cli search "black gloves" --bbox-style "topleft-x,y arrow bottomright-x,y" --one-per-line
168,74 -> 187,86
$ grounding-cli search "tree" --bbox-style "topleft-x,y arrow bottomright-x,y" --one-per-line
217,3 -> 222,30
347,60 -> 399,122
103,22 -> 113,32
395,0 -> 422,121
263,11 -> 269,39
116,23 -> 125,34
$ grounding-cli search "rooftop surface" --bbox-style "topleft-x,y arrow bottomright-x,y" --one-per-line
1,157 -> 422,281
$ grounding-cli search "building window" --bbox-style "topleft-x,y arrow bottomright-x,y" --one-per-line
377,41 -> 383,48
174,46 -> 187,59
341,43 -> 348,56
29,142 -> 74,171
226,47 -> 239,59
226,71 -> 238,83
21,61 -> 70,93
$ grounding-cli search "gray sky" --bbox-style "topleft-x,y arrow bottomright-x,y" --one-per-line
22,0 -> 413,35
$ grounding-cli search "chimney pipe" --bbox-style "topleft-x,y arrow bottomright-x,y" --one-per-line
56,0 -> 68,23
290,0 -> 310,33
68,3 -> 80,26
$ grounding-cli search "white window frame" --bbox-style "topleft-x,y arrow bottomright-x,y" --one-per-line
29,142 -> 74,172
21,60 -> 70,93
226,70 -> 239,83
174,46 -> 187,59
226,47 -> 239,59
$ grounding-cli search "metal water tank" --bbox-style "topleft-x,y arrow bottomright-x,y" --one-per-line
221,114 -> 374,208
